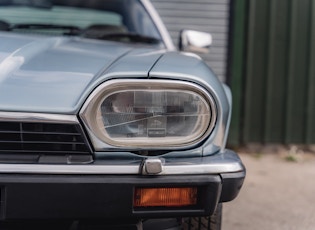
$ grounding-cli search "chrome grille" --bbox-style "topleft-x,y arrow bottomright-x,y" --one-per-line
0,121 -> 91,155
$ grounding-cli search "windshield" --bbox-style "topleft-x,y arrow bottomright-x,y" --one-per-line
0,0 -> 163,45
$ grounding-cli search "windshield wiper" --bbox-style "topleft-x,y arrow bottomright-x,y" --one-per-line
9,24 -> 161,44
95,32 -> 161,45
10,24 -> 81,35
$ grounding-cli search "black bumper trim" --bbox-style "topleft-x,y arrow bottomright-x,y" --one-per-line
0,174 -> 223,220
220,170 -> 246,202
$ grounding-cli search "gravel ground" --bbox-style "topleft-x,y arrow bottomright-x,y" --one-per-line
222,146 -> 315,230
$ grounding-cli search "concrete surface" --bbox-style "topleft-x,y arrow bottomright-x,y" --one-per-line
222,147 -> 315,230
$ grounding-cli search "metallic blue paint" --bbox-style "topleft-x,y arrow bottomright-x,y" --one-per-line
0,32 -> 163,114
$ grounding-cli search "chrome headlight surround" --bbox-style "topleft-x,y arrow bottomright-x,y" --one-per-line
80,79 -> 217,150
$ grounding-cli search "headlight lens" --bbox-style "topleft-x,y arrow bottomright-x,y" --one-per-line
80,80 -> 216,149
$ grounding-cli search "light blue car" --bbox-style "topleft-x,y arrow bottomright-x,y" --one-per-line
0,0 -> 245,229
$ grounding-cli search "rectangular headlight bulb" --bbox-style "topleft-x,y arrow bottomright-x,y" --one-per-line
133,187 -> 198,207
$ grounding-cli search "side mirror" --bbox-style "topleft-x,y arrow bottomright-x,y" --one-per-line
179,30 -> 212,54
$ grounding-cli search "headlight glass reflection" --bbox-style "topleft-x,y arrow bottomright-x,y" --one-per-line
82,80 -> 216,148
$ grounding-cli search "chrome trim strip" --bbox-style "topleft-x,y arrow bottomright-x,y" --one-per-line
0,112 -> 78,124
0,164 -> 139,175
141,0 -> 175,50
160,162 -> 243,175
0,161 -> 243,175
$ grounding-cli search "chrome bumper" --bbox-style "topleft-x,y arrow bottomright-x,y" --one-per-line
0,149 -> 244,175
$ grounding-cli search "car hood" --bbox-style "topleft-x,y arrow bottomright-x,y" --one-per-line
0,32 -> 164,114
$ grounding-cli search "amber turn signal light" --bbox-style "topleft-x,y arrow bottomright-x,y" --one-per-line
134,187 -> 198,207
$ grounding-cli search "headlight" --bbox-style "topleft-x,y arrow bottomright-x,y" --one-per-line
80,79 -> 216,149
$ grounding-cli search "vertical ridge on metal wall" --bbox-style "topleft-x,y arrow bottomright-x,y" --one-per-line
243,0 -> 270,142
285,0 -> 312,143
264,0 -> 290,143
228,0 -> 247,146
306,0 -> 315,143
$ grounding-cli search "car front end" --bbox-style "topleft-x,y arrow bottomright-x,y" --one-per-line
0,0 -> 245,229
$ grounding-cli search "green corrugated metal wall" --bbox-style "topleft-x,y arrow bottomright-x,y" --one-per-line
228,0 -> 315,145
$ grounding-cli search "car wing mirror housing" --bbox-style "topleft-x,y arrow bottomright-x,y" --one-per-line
179,30 -> 212,54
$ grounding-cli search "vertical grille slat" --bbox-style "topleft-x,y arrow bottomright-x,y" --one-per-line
0,121 -> 91,155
